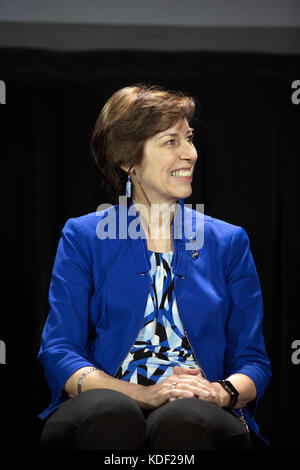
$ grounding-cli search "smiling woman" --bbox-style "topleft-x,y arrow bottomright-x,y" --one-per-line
132,117 -> 197,201
128,117 -> 198,253
38,83 -> 271,451
90,83 -> 196,204
90,84 -> 198,253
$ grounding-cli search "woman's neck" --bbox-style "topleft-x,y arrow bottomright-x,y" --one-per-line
132,195 -> 176,251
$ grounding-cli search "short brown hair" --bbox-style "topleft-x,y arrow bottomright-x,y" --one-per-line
90,83 -> 195,203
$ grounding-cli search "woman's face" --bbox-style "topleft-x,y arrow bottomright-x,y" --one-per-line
132,117 -> 198,205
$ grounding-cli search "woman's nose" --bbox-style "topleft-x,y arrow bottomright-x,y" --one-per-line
180,150 -> 197,162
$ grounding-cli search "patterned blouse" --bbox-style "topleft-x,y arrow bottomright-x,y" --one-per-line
115,249 -> 201,385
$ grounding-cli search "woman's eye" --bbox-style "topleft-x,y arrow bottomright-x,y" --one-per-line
165,135 -> 194,145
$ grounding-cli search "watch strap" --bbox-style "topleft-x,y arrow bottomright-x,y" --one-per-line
215,380 -> 239,410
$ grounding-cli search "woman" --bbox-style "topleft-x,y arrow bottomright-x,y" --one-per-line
38,84 -> 271,450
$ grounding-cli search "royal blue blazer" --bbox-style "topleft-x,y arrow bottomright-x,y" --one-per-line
38,197 -> 271,442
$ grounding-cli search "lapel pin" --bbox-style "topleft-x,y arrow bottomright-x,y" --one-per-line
190,239 -> 198,259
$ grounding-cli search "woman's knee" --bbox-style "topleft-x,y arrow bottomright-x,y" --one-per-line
45,388 -> 143,423
147,397 -> 208,432
145,398 -> 216,449
80,388 -> 144,423
76,389 -> 145,449
145,398 -> 250,450
41,388 -> 145,450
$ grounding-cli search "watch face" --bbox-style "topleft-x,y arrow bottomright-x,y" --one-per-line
218,380 -> 239,409
224,381 -> 239,397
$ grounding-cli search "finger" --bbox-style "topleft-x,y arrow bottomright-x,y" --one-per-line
178,384 -> 211,399
174,376 -> 210,388
163,378 -> 204,395
174,382 -> 218,401
163,376 -> 214,397
176,376 -> 212,388
160,387 -> 194,400
161,383 -> 218,404
164,382 -> 210,400
173,366 -> 201,376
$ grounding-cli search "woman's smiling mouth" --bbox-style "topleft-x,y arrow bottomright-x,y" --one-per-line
169,168 -> 193,181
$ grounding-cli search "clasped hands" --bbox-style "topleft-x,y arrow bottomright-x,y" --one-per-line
141,366 -> 231,410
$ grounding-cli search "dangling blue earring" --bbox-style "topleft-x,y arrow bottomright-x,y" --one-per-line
126,173 -> 131,197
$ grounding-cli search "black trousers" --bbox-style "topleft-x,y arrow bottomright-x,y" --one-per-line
40,388 -> 252,450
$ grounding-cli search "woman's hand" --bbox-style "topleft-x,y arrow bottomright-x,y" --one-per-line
171,366 -> 231,407
139,366 -> 230,410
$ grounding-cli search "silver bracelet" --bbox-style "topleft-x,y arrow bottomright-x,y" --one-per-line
77,367 -> 98,394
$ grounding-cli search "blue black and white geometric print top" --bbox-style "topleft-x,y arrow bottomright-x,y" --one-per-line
115,249 -> 199,385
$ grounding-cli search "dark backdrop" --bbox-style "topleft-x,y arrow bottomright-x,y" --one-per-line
0,48 -> 299,451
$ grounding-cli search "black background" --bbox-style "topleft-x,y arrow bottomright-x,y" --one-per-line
0,48 -> 299,451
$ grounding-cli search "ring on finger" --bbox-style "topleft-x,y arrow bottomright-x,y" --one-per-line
171,382 -> 177,389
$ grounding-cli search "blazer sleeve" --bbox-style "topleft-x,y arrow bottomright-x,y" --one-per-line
38,217 -> 96,403
223,226 -> 272,416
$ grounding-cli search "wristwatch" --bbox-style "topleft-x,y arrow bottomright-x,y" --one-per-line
215,380 -> 239,410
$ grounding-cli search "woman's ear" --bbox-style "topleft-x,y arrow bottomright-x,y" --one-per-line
120,165 -> 136,177
120,165 -> 129,173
